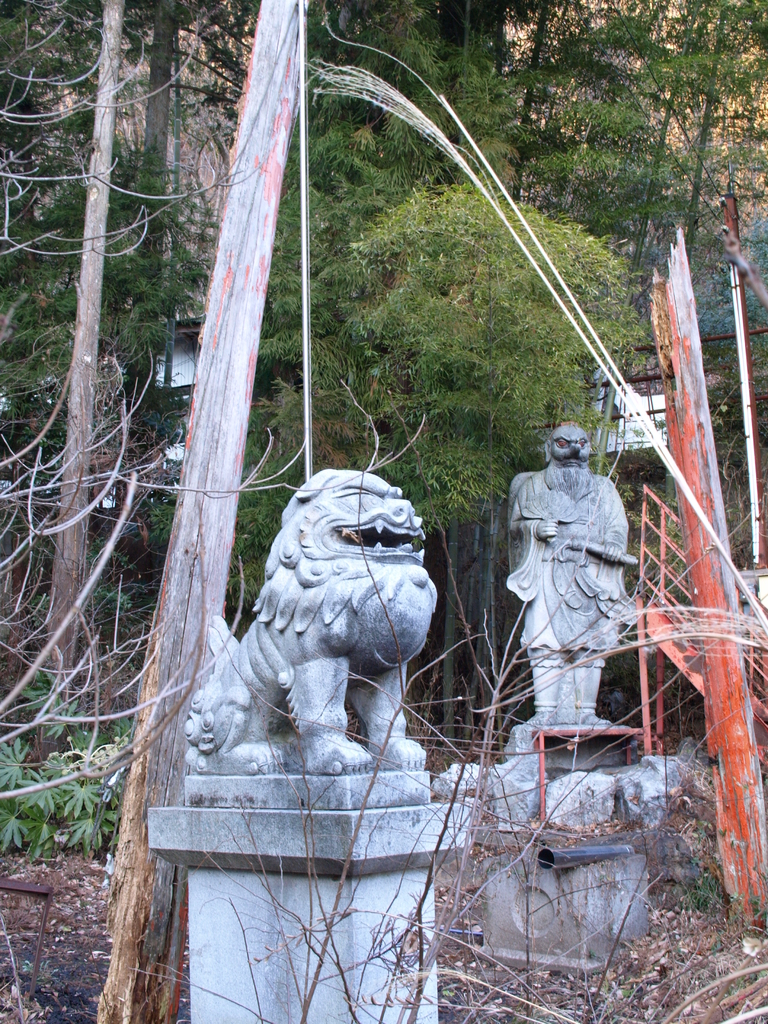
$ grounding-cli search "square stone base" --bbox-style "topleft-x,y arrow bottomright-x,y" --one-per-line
187,865 -> 437,1023
185,770 -> 431,811
482,850 -> 648,971
148,800 -> 467,1022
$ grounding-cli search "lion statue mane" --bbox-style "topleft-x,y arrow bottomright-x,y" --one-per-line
185,469 -> 437,777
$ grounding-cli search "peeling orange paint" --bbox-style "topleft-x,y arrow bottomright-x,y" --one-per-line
254,253 -> 270,297
652,233 -> 768,916
261,97 -> 293,207
186,394 -> 196,444
212,264 -> 234,350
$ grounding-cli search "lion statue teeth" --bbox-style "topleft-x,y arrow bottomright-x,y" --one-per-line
185,469 -> 438,777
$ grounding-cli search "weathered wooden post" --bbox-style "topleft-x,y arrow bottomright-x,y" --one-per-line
98,3 -> 301,1020
50,0 -> 125,671
651,229 -> 768,914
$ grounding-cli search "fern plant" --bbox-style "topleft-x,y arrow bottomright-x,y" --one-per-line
0,734 -> 127,859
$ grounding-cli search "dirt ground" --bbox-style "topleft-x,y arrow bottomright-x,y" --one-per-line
0,798 -> 764,1024
0,852 -> 190,1024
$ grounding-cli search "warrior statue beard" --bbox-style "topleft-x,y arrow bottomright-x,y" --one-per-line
545,461 -> 594,503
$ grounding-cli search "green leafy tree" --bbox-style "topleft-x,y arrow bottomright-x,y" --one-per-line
238,177 -> 640,597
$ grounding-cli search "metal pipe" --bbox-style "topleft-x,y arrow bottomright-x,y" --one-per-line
298,0 -> 313,482
723,192 -> 765,566
731,257 -> 760,565
537,844 -> 636,870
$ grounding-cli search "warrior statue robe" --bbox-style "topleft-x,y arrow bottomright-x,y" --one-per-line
507,459 -> 632,724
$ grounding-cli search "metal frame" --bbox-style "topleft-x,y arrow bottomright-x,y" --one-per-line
637,484 -> 693,753
0,877 -> 54,997
535,726 -> 643,819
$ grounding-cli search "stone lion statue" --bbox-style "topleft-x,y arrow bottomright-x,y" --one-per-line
185,469 -> 437,777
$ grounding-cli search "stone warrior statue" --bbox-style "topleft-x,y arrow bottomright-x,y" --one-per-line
185,469 -> 437,777
506,423 -> 635,726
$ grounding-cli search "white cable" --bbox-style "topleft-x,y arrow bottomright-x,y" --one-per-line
312,63 -> 768,636
731,261 -> 761,565
299,0 -> 313,482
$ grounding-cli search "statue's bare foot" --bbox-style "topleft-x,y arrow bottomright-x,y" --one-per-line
380,738 -> 426,772
526,709 -> 557,728
300,733 -> 373,776
575,711 -> 612,729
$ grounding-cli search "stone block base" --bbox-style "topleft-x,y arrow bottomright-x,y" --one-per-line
185,770 -> 431,811
187,865 -> 437,1023
482,849 -> 648,971
148,800 -> 466,1022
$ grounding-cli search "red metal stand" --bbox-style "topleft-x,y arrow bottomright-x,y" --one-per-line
535,726 -> 644,819
0,877 -> 53,997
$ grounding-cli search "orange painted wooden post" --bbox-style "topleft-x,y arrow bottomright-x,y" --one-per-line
651,230 -> 768,914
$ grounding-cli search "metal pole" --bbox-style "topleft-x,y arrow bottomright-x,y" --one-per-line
298,0 -> 313,482
722,192 -> 766,566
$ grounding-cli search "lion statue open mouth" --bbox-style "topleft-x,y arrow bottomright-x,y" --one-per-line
185,469 -> 437,777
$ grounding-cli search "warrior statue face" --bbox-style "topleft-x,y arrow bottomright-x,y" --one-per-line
545,424 -> 591,469
544,424 -> 592,499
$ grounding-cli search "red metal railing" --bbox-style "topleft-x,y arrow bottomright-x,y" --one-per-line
638,485 -> 690,608
638,485 -> 699,754
638,483 -> 768,755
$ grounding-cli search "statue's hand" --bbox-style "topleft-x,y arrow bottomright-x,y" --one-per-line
534,519 -> 558,542
603,543 -> 624,562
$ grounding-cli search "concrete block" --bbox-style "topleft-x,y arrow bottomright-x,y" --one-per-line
482,850 -> 648,971
546,771 -> 616,827
187,770 -> 431,811
148,801 -> 468,875
187,865 -> 437,1023
149,802 -> 469,1023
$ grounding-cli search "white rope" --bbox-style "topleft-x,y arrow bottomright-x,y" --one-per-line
299,0 -> 313,482
312,61 -> 768,637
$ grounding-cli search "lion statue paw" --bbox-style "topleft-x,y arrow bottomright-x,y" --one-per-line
301,733 -> 374,776
379,739 -> 426,773
186,741 -> 281,776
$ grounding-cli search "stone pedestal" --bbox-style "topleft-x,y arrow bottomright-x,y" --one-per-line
148,773 -> 465,1024
482,848 -> 648,971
